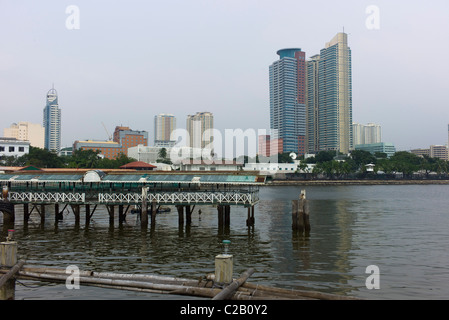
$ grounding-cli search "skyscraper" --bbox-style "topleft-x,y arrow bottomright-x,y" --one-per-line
306,33 -> 352,154
43,87 -> 61,153
154,114 -> 176,147
269,48 -> 306,155
186,112 -> 214,150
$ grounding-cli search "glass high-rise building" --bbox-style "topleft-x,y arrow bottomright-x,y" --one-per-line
306,33 -> 353,154
43,87 -> 61,153
269,48 -> 306,155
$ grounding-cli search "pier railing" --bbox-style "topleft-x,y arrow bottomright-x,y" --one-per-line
98,190 -> 259,206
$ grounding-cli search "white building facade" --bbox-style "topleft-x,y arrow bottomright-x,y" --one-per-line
4,122 -> 45,149
0,137 -> 30,157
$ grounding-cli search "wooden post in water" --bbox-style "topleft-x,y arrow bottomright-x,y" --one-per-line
54,204 -> 59,223
141,187 -> 148,227
224,205 -> 230,227
40,204 -> 45,224
107,205 -> 115,226
118,205 -> 125,224
217,205 -> 224,228
151,200 -> 156,225
185,205 -> 194,225
85,204 -> 91,226
292,190 -> 309,233
72,204 -> 80,225
214,240 -> 233,285
0,229 -> 18,300
177,205 -> 184,225
302,190 -> 310,233
23,203 -> 29,223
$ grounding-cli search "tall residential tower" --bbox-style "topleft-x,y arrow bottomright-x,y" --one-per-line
269,48 -> 306,155
186,112 -> 214,150
43,87 -> 61,153
306,33 -> 353,154
154,114 -> 176,147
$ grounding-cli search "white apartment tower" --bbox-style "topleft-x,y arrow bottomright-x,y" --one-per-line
186,112 -> 213,150
154,114 -> 176,147
353,123 -> 381,145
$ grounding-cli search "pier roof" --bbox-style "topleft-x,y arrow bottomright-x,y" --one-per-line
0,171 -> 265,185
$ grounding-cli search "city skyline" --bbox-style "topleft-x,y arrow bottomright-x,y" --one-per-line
1,1 -> 449,151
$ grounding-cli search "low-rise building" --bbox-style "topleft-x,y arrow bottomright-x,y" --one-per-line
128,145 -> 213,164
355,142 -> 396,158
73,126 -> 148,159
180,160 -> 243,171
3,122 -> 45,148
0,137 -> 30,157
430,145 -> 448,160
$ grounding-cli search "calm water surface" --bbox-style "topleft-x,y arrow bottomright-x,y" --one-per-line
2,185 -> 449,300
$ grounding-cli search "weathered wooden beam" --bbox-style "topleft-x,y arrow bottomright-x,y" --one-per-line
212,268 -> 255,300
0,260 -> 25,289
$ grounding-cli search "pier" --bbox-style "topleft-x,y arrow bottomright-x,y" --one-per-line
0,170 -> 264,229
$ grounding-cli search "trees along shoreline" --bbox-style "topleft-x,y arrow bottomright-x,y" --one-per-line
0,147 -> 136,169
279,150 -> 449,180
2,147 -> 449,179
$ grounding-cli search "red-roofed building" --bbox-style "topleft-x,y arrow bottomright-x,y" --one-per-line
119,161 -> 157,171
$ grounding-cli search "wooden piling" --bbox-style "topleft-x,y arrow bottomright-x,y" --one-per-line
0,203 -> 15,225
54,204 -> 59,223
214,254 -> 233,285
217,205 -> 224,227
71,204 -> 80,225
118,205 -> 125,224
292,190 -> 310,233
0,240 -> 17,267
246,205 -> 255,227
224,205 -> 230,227
151,200 -> 156,225
107,205 -> 115,225
0,259 -> 24,301
23,203 -> 29,223
85,204 -> 91,226
176,205 -> 184,225
141,187 -> 148,227
252,205 -> 255,225
185,205 -> 192,225
40,204 -> 45,224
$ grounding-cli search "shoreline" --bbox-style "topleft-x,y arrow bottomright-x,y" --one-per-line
264,179 -> 449,186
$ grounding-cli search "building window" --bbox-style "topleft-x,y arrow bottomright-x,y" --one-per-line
9,146 -> 15,152
0,146 -> 4,152
19,147 -> 25,152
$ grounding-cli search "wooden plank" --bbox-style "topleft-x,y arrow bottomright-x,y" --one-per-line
212,268 -> 254,300
0,260 -> 25,289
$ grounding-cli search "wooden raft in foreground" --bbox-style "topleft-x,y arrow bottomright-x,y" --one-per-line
0,262 -> 358,300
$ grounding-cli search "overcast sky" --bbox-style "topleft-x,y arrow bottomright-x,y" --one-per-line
1,0 -> 449,152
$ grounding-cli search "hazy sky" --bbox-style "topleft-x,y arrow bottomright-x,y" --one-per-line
1,0 -> 449,152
